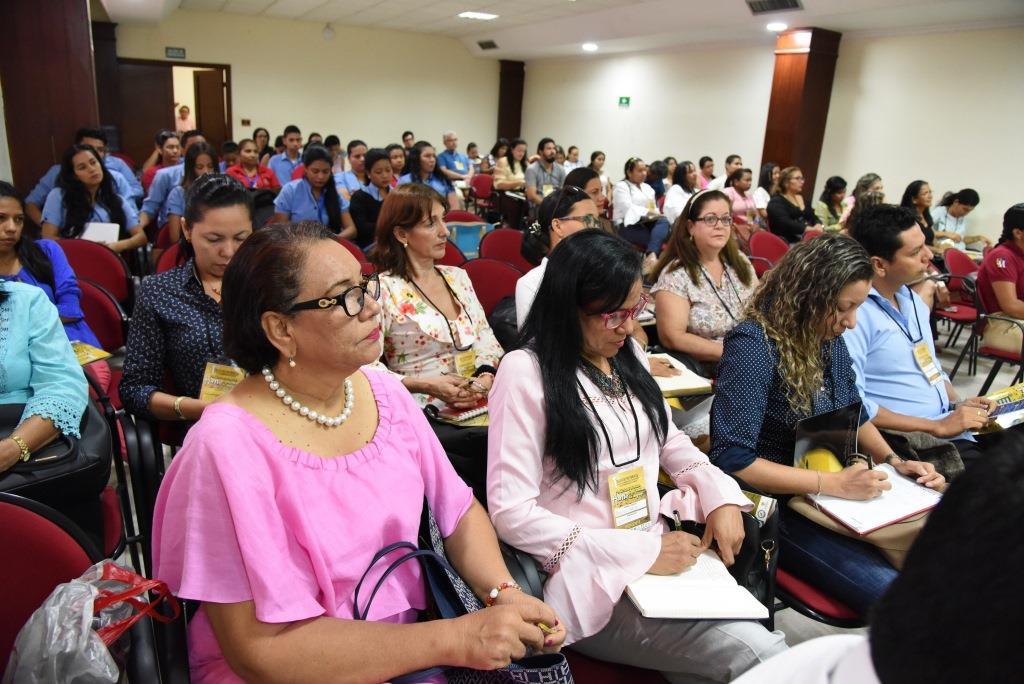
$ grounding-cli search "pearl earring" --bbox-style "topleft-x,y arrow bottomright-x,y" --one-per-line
288,356 -> 296,368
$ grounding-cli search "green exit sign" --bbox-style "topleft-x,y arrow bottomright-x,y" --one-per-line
618,96 -> 631,107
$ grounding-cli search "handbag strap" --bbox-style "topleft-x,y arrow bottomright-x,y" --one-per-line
93,563 -> 182,645
353,544 -> 462,621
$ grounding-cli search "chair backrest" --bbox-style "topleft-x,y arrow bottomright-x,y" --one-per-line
438,239 -> 468,267
337,236 -> 369,264
444,210 -> 480,223
479,227 -> 533,274
801,229 -> 824,242
110,151 -> 137,171
945,247 -> 980,278
469,174 -> 493,200
58,239 -> 133,305
79,279 -> 129,352
462,258 -> 522,318
154,224 -> 174,250
156,243 -> 185,273
749,230 -> 790,265
0,493 -> 101,667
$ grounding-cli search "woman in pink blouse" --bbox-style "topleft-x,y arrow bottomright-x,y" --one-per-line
723,167 -> 760,251
487,229 -> 786,682
153,222 -> 564,683
371,184 -> 503,410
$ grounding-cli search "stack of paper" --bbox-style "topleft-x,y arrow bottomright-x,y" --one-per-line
807,464 -> 941,535
81,222 -> 120,243
626,550 -> 768,620
648,353 -> 712,397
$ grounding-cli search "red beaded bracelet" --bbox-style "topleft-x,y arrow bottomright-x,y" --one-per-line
485,581 -> 521,606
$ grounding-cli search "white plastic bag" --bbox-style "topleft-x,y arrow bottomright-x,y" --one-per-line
4,561 -> 178,684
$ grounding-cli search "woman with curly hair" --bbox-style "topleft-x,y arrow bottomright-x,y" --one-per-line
710,235 -> 941,616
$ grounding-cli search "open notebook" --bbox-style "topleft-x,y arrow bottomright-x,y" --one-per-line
807,463 -> 941,535
647,354 -> 712,397
81,222 -> 120,243
625,550 -> 768,620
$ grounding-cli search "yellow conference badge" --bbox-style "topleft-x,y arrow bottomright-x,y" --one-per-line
198,361 -> 247,402
608,466 -> 651,529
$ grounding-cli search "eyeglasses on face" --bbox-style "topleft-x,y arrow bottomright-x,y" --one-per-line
695,214 -> 734,227
557,213 -> 602,230
590,292 -> 650,329
288,273 -> 381,317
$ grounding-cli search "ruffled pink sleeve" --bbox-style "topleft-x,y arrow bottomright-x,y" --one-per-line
487,351 -> 660,644
152,412 -> 325,625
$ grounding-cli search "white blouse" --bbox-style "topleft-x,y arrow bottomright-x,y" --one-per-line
612,180 -> 659,227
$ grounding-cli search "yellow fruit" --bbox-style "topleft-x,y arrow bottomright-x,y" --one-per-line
799,447 -> 844,472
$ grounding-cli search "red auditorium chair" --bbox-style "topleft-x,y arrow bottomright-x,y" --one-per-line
58,238 -> 137,312
462,258 -> 522,317
337,236 -> 375,276
479,227 -> 533,274
468,175 -> 497,216
439,239 -> 468,267
749,231 -> 790,277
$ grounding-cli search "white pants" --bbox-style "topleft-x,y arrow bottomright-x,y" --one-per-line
570,597 -> 788,683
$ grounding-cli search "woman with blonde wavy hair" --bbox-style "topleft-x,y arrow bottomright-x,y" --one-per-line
708,235 -> 942,616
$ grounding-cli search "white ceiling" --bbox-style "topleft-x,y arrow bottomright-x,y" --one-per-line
102,0 -> 1024,60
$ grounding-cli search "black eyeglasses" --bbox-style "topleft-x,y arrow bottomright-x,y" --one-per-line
288,273 -> 381,317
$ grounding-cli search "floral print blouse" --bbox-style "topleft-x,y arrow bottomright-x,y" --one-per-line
379,266 -> 503,405
650,256 -> 758,342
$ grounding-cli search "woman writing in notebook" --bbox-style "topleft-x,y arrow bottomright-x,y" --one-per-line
487,230 -> 787,683
710,235 -> 944,616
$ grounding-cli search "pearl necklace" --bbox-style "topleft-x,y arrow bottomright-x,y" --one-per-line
261,367 -> 354,428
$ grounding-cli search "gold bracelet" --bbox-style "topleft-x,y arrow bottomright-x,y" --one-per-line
173,396 -> 186,420
9,434 -> 31,462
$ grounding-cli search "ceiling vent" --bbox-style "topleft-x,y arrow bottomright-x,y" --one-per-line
477,40 -> 499,50
746,0 -> 803,14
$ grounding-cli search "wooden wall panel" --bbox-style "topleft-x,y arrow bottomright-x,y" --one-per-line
497,60 -> 525,141
0,0 -> 98,196
760,28 -> 842,202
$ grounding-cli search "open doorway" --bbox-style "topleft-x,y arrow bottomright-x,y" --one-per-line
113,59 -> 232,168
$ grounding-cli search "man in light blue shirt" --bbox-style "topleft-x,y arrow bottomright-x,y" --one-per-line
436,131 -> 473,183
844,204 -> 994,465
25,127 -> 141,225
268,125 -> 303,187
139,130 -> 205,230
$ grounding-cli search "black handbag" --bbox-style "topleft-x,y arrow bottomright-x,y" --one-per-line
0,401 -> 112,511
351,507 -> 574,684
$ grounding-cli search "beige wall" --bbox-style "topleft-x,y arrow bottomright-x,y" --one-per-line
819,26 -> 1024,239
522,46 -> 775,186
116,10 -> 500,152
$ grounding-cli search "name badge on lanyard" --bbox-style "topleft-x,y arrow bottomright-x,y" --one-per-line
912,342 -> 943,386
542,183 -> 554,197
608,466 -> 651,529
453,348 -> 477,378
199,359 -> 247,402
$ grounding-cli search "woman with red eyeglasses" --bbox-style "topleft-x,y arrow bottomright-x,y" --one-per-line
487,229 -> 787,682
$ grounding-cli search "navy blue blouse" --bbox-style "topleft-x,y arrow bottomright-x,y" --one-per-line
710,319 -> 867,473
120,260 -> 225,417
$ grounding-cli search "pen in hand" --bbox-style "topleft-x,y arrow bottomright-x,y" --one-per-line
673,509 -> 683,532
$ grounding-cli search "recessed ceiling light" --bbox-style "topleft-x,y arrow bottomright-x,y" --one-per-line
458,11 -> 498,20
766,22 -> 788,32
582,42 -> 598,52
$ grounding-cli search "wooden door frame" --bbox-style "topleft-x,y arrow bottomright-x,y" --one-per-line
115,58 -> 233,141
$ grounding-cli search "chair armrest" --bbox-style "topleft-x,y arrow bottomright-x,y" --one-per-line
747,255 -> 773,268
499,541 -> 546,600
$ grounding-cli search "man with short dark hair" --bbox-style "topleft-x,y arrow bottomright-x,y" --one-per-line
845,204 -> 994,465
707,154 -> 743,191
269,125 -> 303,187
524,138 -> 565,210
402,130 -> 415,151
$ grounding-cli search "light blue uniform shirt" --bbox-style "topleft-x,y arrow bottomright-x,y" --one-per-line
27,163 -> 137,206
0,281 -> 87,438
336,170 -> 364,195
932,205 -> 970,251
41,187 -> 140,234
142,164 -> 185,226
167,185 -> 186,218
843,285 -> 969,440
104,155 -> 143,199
437,150 -> 470,176
397,173 -> 453,198
268,152 -> 302,188
274,179 -> 350,225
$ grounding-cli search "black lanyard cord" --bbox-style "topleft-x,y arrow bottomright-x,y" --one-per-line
409,269 -> 474,351
577,375 -> 641,468
699,264 -> 743,322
